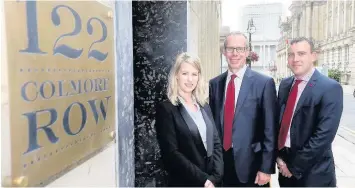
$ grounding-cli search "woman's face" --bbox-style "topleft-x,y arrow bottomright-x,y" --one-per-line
177,62 -> 199,95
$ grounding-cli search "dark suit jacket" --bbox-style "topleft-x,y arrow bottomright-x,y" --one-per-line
155,100 -> 223,187
277,69 -> 343,186
209,68 -> 278,183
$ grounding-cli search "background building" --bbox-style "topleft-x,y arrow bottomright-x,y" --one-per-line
220,3 -> 282,75
242,3 -> 282,75
277,0 -> 355,85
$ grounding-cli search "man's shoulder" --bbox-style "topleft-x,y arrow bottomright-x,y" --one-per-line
210,72 -> 227,84
249,69 -> 274,83
317,73 -> 342,90
279,76 -> 293,85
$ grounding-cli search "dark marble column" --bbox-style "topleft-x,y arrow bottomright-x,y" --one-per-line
132,1 -> 187,187
115,1 -> 134,187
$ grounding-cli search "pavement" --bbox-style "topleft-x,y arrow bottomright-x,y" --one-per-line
270,85 -> 355,187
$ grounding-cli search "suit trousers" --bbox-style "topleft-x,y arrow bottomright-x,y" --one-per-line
223,148 -> 270,187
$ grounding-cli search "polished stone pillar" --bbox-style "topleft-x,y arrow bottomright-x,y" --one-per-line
132,1 -> 187,187
115,1 -> 134,187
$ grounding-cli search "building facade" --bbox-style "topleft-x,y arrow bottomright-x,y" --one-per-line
242,3 -> 282,75
220,3 -> 282,75
277,0 -> 355,85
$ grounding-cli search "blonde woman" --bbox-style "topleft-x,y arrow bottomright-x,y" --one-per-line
155,52 -> 223,187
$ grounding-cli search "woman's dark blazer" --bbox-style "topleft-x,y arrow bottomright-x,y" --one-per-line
155,100 -> 223,187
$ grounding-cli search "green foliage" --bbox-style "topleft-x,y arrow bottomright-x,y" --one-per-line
328,69 -> 341,82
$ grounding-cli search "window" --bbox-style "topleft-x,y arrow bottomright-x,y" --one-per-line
332,48 -> 335,68
344,45 -> 349,63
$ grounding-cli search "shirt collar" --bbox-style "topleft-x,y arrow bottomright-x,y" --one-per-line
178,96 -> 199,110
227,64 -> 247,79
294,67 -> 315,82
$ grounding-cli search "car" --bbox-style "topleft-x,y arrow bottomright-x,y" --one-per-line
353,89 -> 355,98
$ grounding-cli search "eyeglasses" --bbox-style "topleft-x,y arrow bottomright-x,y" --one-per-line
225,47 -> 248,53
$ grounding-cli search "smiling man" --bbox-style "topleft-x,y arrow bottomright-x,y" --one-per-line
209,32 -> 278,187
277,37 -> 343,186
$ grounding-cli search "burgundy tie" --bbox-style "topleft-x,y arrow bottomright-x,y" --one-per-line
223,74 -> 237,151
278,80 -> 302,150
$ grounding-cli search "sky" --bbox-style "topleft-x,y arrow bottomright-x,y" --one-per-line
222,0 -> 292,31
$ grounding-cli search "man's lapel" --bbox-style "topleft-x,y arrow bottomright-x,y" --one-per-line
234,68 -> 254,121
293,69 -> 320,116
218,72 -> 227,130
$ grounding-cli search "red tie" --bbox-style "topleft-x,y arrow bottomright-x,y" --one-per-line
278,80 -> 302,150
223,74 -> 237,151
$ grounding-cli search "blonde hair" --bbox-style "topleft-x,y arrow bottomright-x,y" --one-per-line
167,52 -> 208,106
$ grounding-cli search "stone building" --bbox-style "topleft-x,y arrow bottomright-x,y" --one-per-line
277,0 -> 355,85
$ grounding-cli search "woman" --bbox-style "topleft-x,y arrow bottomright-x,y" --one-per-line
155,52 -> 223,187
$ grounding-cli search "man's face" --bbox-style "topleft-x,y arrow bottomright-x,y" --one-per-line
223,35 -> 249,71
287,41 -> 317,77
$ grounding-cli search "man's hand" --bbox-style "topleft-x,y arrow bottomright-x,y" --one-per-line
204,179 -> 215,188
277,157 -> 292,178
254,171 -> 271,186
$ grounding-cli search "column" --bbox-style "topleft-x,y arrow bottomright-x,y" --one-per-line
306,3 -> 311,37
337,0 -> 340,35
301,9 -> 305,36
331,0 -> 334,37
349,44 -> 355,85
133,1 -> 187,186
326,0 -> 329,38
268,45 -> 271,63
292,20 -> 295,38
352,0 -> 355,26
312,4 -> 317,39
260,45 -> 263,65
263,44 -> 266,67
116,1 -> 134,187
344,1 -> 347,32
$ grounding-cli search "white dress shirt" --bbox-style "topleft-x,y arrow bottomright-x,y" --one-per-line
285,68 -> 315,147
224,64 -> 247,109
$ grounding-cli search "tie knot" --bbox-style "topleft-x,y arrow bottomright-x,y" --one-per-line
231,74 -> 237,80
295,79 -> 302,85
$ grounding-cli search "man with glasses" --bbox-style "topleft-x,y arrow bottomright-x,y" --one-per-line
209,32 -> 278,187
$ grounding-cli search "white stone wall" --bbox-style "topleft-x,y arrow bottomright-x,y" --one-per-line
188,0 -> 221,80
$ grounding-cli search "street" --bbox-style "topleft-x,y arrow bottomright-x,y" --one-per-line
341,94 -> 355,131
